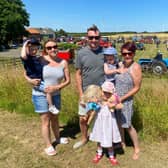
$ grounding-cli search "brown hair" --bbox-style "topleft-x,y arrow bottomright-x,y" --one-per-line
87,24 -> 100,33
121,41 -> 136,53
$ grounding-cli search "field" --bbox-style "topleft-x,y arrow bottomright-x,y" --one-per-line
0,41 -> 168,168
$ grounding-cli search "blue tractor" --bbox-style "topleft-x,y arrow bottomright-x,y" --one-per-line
138,51 -> 168,75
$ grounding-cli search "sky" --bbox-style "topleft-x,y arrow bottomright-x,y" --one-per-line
22,0 -> 168,33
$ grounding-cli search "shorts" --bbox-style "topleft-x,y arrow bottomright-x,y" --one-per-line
78,103 -> 87,116
32,94 -> 61,113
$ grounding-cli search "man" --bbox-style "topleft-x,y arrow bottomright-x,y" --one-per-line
73,25 -> 105,149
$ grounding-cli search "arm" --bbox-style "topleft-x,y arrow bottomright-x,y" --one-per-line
21,40 -> 30,60
104,63 -> 119,75
75,68 -> 83,98
24,71 -> 41,86
120,63 -> 142,102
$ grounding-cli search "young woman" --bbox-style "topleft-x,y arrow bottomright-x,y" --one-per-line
23,39 -> 70,156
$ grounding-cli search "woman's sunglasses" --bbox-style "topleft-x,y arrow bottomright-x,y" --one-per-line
122,52 -> 133,56
46,45 -> 58,50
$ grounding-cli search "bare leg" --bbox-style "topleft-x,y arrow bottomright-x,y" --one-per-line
40,113 -> 51,147
50,113 -> 60,140
46,93 -> 53,107
126,126 -> 140,160
79,116 -> 89,143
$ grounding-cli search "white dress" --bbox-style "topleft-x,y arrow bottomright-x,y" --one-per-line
89,105 -> 121,148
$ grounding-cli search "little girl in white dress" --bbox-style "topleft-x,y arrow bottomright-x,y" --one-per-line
89,81 -> 122,165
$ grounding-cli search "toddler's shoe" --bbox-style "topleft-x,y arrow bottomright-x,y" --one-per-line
109,156 -> 119,166
49,105 -> 59,114
92,154 -> 103,164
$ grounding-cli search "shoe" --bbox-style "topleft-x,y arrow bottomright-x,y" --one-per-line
44,146 -> 57,156
73,140 -> 88,149
92,154 -> 103,164
109,157 -> 119,166
49,105 -> 59,114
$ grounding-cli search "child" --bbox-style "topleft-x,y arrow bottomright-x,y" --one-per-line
104,47 -> 119,84
80,85 -> 102,126
21,39 -> 59,114
89,81 -> 122,165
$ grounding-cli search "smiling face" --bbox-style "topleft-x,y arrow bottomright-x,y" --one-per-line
44,41 -> 58,57
87,30 -> 100,50
121,48 -> 135,64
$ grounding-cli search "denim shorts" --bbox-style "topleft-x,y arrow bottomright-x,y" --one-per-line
32,94 -> 61,113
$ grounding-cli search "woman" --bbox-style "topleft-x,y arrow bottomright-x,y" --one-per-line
115,41 -> 142,160
24,39 -> 70,156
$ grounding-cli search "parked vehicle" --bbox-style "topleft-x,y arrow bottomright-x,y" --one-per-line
138,51 -> 168,75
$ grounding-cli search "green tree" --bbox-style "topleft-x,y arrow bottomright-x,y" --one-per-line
55,28 -> 67,37
0,0 -> 29,45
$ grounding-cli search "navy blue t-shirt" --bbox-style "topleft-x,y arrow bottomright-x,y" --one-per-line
21,55 -> 47,80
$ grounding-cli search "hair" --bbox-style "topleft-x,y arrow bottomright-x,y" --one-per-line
87,24 -> 100,33
42,39 -> 57,55
121,41 -> 136,53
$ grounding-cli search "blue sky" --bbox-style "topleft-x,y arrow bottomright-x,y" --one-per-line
22,0 -> 168,33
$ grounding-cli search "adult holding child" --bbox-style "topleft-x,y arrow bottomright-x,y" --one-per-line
21,39 -> 70,156
115,41 -> 142,160
73,25 -> 105,149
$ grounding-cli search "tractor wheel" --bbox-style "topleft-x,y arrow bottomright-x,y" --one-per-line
141,63 -> 151,72
152,61 -> 167,75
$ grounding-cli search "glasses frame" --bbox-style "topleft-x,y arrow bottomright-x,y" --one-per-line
45,45 -> 58,50
87,36 -> 100,40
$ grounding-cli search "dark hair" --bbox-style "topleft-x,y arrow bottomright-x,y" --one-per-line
121,41 -> 136,53
87,24 -> 100,33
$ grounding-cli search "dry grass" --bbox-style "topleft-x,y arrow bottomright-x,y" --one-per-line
0,109 -> 168,168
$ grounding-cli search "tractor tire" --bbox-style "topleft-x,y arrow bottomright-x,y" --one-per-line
141,63 -> 151,72
152,61 -> 167,75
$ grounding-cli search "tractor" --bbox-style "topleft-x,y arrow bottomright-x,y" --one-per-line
138,51 -> 168,75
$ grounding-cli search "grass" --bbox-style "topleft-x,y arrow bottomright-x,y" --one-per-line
0,43 -> 168,141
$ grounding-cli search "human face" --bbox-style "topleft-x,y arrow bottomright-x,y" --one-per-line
102,91 -> 112,101
45,41 -> 58,57
28,45 -> 39,56
105,55 -> 115,65
87,30 -> 100,50
121,49 -> 134,63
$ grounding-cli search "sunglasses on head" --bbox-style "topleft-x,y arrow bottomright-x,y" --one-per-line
122,52 -> 133,56
88,36 -> 100,40
46,45 -> 58,50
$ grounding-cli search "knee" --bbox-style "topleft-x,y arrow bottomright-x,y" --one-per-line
79,116 -> 87,124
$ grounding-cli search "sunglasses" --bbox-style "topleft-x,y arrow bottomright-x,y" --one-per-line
122,52 -> 133,56
88,36 -> 100,40
46,45 -> 58,50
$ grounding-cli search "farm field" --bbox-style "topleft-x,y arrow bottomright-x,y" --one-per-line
0,40 -> 168,168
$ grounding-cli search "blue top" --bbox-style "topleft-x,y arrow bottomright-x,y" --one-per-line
21,55 -> 46,80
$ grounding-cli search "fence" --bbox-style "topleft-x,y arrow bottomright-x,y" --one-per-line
0,57 -> 22,69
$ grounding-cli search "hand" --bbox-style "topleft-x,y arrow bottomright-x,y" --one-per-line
45,85 -> 60,93
30,79 -> 41,86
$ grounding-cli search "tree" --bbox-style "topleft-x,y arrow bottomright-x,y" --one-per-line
0,0 -> 29,45
55,29 -> 67,37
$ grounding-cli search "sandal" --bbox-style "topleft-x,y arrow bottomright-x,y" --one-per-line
44,146 -> 57,156
109,157 -> 119,166
92,154 -> 103,164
